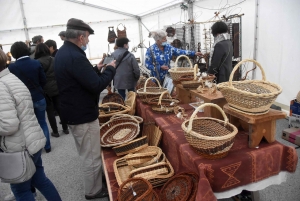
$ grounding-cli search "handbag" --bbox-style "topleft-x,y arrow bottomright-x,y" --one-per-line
166,27 -> 175,37
117,23 -> 127,38
108,26 -> 117,43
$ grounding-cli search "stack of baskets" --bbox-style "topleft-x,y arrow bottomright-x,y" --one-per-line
114,146 -> 174,188
168,55 -> 195,82
218,59 -> 282,115
181,103 -> 238,159
181,64 -> 203,89
136,77 -> 168,103
148,91 -> 180,113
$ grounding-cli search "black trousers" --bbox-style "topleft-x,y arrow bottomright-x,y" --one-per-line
46,95 -> 68,133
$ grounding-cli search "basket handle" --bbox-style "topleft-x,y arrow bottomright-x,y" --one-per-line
99,102 -> 128,110
158,91 -> 171,105
187,103 -> 228,133
229,59 -> 266,87
193,64 -> 198,81
174,55 -> 193,71
143,77 -> 162,92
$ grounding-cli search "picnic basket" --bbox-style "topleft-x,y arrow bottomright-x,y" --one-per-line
181,103 -> 238,159
168,55 -> 194,81
217,59 -> 282,115
148,91 -> 180,113
98,102 -> 131,124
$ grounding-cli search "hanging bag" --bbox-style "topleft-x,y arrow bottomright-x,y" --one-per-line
108,26 -> 117,43
166,27 -> 175,37
117,23 -> 127,38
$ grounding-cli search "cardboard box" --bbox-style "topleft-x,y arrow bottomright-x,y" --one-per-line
290,99 -> 300,117
282,127 -> 300,146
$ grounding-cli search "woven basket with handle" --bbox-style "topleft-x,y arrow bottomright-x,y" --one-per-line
168,55 -> 195,81
98,102 -> 131,124
149,91 -> 180,113
112,136 -> 148,156
181,103 -> 238,159
181,64 -> 203,89
218,59 -> 282,115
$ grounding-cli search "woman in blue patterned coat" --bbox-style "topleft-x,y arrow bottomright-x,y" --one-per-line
145,29 -> 202,83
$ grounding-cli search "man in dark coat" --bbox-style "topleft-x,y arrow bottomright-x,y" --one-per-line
207,21 -> 233,83
54,18 -> 116,200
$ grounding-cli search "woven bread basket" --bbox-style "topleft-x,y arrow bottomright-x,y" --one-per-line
181,103 -> 238,159
168,55 -> 194,81
218,59 -> 282,115
149,91 -> 180,114
136,76 -> 158,91
112,136 -> 148,156
136,77 -> 168,103
98,102 -> 131,124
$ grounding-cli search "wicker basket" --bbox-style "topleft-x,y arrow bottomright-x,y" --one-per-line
125,91 -> 137,115
181,64 -> 203,89
168,55 -> 194,81
136,76 -> 158,91
149,91 -> 180,114
181,103 -> 238,159
98,102 -> 131,124
178,172 -> 199,201
102,93 -> 125,105
101,115 -> 140,147
112,136 -> 148,156
218,59 -> 282,115
111,114 -> 143,124
142,125 -> 163,147
160,175 -> 193,201
136,77 -> 168,103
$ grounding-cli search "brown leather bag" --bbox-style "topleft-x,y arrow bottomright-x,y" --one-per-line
117,23 -> 127,38
108,26 -> 117,43
166,27 -> 175,37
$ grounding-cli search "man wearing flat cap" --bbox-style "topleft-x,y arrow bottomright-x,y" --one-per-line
58,31 -> 66,41
54,18 -> 116,200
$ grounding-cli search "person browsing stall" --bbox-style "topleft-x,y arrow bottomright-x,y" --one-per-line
54,18 -> 116,200
145,29 -> 202,83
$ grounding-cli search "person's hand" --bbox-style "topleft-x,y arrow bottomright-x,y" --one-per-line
96,63 -> 105,70
195,52 -> 203,56
107,60 -> 116,68
161,65 -> 169,70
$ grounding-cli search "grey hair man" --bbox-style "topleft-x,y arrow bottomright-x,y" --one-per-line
54,18 -> 116,200
58,31 -> 66,41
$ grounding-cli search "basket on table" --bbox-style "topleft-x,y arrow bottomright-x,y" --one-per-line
124,91 -> 137,115
148,91 -> 180,114
101,115 -> 140,147
136,77 -> 168,103
168,55 -> 194,81
181,64 -> 203,89
102,92 -> 125,105
98,102 -> 131,124
112,136 -> 148,156
136,76 -> 158,91
177,172 -> 199,201
181,103 -> 238,159
218,59 -> 282,115
117,177 -> 159,201
110,114 -> 143,124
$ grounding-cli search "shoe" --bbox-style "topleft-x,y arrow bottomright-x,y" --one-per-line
45,148 -> 51,153
85,188 -> 108,200
63,129 -> 69,134
51,132 -> 60,137
4,192 -> 15,201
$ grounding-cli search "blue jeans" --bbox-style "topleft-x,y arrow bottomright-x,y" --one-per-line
11,150 -> 62,201
33,98 -> 51,150
117,88 -> 135,100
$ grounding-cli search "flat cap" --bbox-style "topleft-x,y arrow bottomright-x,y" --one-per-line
58,31 -> 66,37
66,18 -> 94,34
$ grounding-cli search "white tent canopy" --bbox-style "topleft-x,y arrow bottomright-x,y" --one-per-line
0,0 -> 299,109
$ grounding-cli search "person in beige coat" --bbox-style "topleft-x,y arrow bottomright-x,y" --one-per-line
0,49 -> 61,201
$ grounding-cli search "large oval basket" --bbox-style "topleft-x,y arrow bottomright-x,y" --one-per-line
168,55 -> 194,81
181,103 -> 238,159
217,59 -> 282,115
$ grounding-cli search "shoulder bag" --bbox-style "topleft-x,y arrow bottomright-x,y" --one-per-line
108,26 -> 117,43
117,23 -> 127,38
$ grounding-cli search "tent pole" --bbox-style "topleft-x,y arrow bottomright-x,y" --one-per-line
138,18 -> 145,65
18,0 -> 29,41
252,0 -> 259,80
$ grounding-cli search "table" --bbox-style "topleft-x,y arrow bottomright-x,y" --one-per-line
175,84 -> 194,103
190,90 -> 227,120
223,104 -> 287,148
101,99 -> 298,201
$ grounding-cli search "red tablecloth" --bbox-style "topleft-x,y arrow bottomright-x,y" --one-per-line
102,99 -> 298,201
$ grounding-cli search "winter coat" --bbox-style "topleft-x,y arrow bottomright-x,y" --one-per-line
0,68 -> 46,155
111,47 -> 140,89
8,57 -> 46,102
37,55 -> 59,97
207,40 -> 233,83
54,41 -> 116,125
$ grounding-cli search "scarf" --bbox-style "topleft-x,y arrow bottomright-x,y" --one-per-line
209,33 -> 230,66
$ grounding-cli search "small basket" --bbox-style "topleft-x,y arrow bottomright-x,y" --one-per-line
218,59 -> 282,115
112,136 -> 148,156
160,175 -> 193,201
181,103 -> 238,159
178,172 -> 199,201
136,76 -> 158,91
111,114 -> 143,124
102,92 -> 125,105
168,55 -> 194,81
181,64 -> 203,89
149,91 -> 180,114
136,77 -> 168,103
98,102 -> 131,124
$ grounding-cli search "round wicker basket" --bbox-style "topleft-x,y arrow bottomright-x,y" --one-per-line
110,114 -> 143,124
178,172 -> 199,201
149,91 -> 180,114
169,55 -> 194,81
218,59 -> 282,115
98,102 -> 131,124
181,103 -> 238,159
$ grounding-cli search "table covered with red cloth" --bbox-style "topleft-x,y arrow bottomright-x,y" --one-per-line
102,99 -> 298,201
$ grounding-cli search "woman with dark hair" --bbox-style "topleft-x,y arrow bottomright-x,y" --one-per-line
207,21 -> 233,83
35,43 -> 69,137
8,41 -> 51,153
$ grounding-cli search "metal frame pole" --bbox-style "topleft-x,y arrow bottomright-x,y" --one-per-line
18,0 -> 29,41
252,0 -> 259,79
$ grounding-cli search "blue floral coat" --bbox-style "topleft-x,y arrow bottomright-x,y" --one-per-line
145,44 -> 195,81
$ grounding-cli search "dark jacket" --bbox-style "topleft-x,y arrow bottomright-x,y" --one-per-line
111,47 -> 140,89
54,41 -> 116,125
207,40 -> 233,83
37,56 -> 59,97
52,49 -> 58,57
8,57 -> 46,102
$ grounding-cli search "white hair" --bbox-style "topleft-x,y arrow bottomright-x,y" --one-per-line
150,30 -> 167,41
